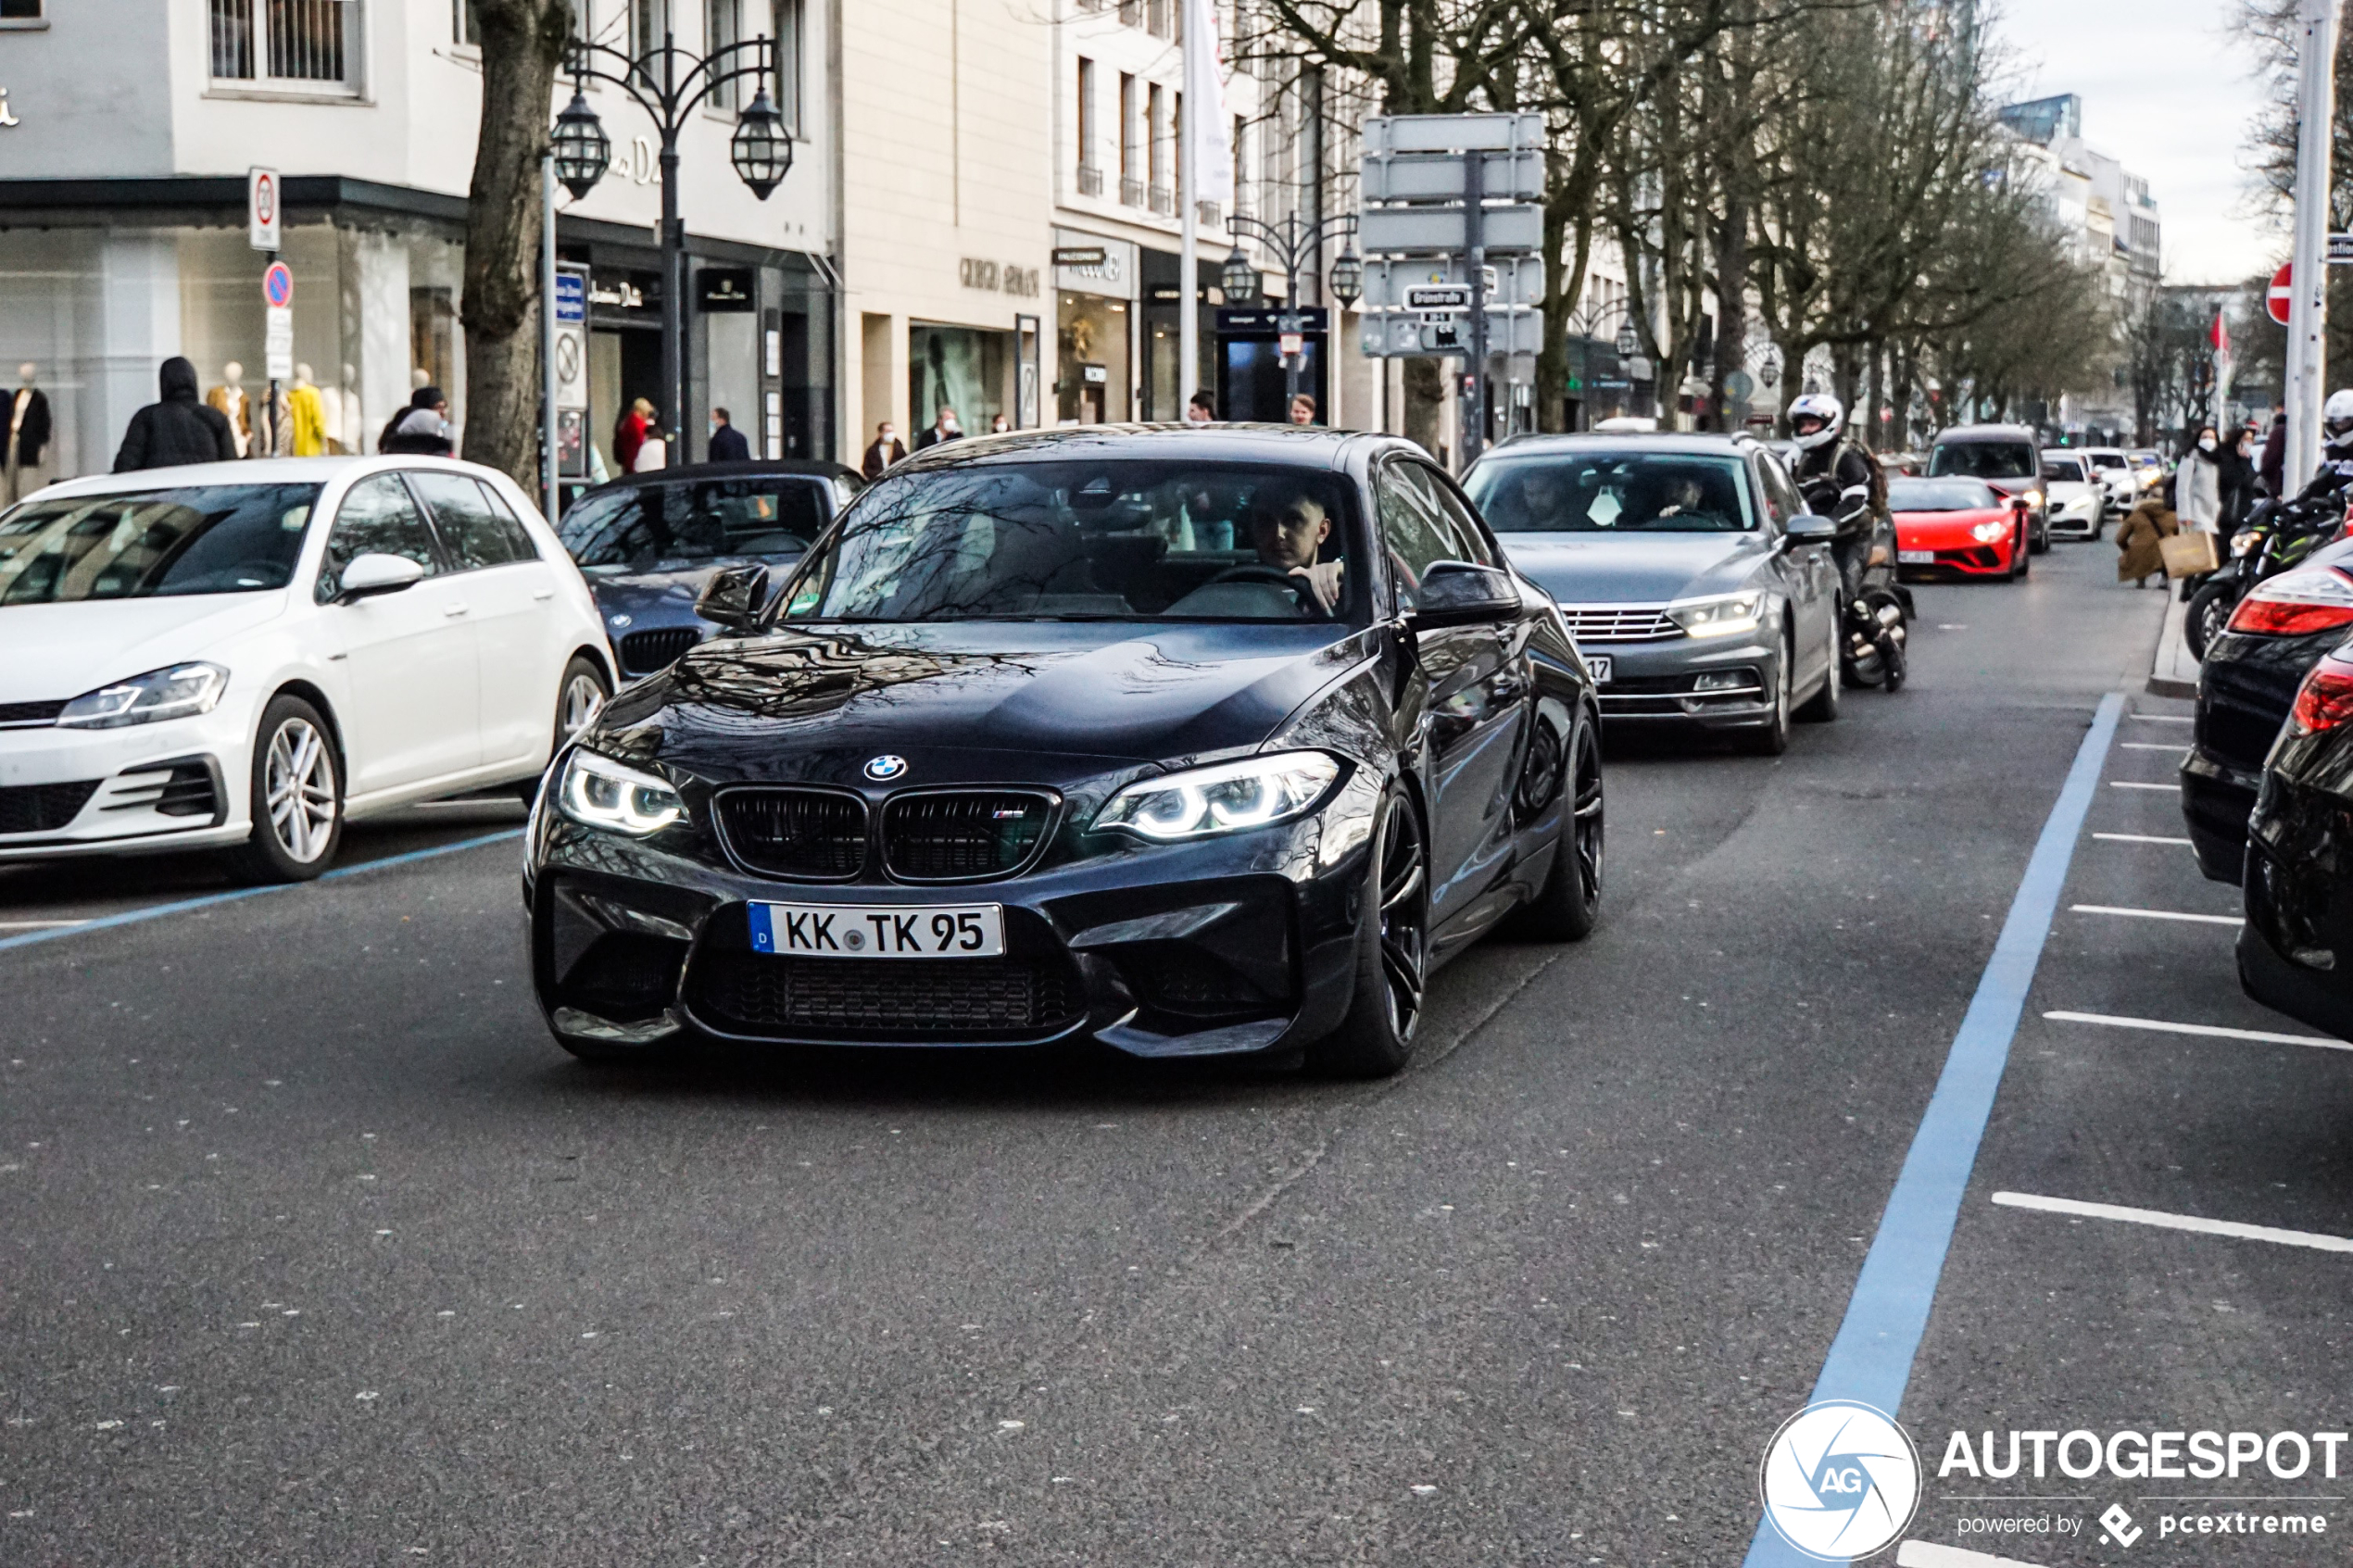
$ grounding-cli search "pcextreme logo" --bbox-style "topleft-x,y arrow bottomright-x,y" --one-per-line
1759,1400 -> 1924,1562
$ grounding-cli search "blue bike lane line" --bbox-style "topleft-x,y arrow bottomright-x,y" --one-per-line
0,829 -> 525,957
1743,690 -> 2125,1568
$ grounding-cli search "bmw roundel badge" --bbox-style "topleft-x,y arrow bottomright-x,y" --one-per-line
863,754 -> 909,782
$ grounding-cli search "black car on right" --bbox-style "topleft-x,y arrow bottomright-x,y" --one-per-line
2241,644 -> 2353,1039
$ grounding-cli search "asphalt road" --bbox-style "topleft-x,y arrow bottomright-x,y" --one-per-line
6,540 -> 2334,1567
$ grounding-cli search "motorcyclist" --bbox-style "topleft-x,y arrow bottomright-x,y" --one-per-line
2286,389 -> 2353,508
1785,393 -> 1882,605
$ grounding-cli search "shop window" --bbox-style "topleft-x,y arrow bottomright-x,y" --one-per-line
771,0 -> 803,130
208,0 -> 355,87
410,288 -> 459,404
1076,57 -> 1100,194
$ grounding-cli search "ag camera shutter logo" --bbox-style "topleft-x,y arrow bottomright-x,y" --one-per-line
1759,1400 -> 1923,1561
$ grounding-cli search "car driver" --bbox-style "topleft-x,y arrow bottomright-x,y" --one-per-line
1249,481 -> 1345,614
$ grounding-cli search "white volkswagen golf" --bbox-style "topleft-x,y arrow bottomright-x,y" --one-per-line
0,457 -> 613,881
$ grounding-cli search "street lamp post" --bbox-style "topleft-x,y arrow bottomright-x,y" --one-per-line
1223,212 -> 1361,412
548,33 -> 792,464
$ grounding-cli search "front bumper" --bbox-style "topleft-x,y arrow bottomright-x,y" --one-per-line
0,712 -> 245,859
1581,633 -> 1780,729
525,768 -> 1388,1058
1896,522 -> 2018,578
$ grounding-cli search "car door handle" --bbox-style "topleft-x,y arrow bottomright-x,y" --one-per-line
443,604 -> 471,618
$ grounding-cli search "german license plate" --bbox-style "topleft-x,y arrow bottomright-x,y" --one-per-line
748,901 -> 1005,959
1898,549 -> 1934,564
1586,655 -> 1613,684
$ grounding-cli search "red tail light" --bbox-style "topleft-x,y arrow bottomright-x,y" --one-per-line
2290,656 -> 2353,734
2225,568 -> 2353,637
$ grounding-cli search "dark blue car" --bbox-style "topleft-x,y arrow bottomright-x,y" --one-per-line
557,460 -> 864,680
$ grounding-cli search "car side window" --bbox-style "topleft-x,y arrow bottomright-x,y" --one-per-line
1410,464 -> 1497,566
473,480 -> 545,562
1376,461 -> 1462,613
409,471 -> 528,571
317,474 -> 442,603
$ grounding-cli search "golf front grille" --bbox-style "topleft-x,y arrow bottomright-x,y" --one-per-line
0,779 -> 100,834
1556,605 -> 1680,642
881,791 -> 1055,881
691,949 -> 1084,1037
619,627 -> 702,675
0,700 -> 65,729
715,789 -> 869,880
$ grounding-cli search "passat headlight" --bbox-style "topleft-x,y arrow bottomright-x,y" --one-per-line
1092,751 -> 1341,842
1970,519 -> 2012,543
557,748 -> 686,836
57,662 -> 228,729
1667,590 -> 1765,639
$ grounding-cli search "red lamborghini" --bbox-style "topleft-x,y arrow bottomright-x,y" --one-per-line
1889,476 -> 2028,581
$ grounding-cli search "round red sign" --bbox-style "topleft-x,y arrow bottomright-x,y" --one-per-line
2269,261 -> 2294,326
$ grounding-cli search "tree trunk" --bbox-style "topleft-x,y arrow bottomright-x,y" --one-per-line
461,0 -> 573,495
1711,193 -> 1748,434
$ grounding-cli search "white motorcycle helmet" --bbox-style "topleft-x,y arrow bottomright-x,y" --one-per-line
1789,393 -> 1845,452
2326,389 -> 2353,455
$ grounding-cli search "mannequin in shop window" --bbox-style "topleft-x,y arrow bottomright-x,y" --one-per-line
285,364 -> 328,458
6,364 -> 52,503
207,363 -> 254,458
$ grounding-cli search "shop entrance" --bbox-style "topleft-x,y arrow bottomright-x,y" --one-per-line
588,326 -> 661,478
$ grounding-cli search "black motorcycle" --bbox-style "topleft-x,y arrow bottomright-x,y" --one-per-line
1841,513 -> 1913,692
2183,496 -> 2347,661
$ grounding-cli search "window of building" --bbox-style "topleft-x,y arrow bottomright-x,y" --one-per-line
1231,114 -> 1249,216
706,0 -> 740,107
1147,0 -> 1170,38
771,0 -> 803,130
208,0 -> 356,89
1117,0 -> 1140,24
1148,82 -> 1169,214
452,0 -> 477,45
1,0 -> 45,21
630,0 -> 668,77
1119,73 -> 1140,207
1076,57 -> 1101,195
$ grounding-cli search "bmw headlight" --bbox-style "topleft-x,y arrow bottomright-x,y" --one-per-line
1970,519 -> 2012,543
1092,751 -> 1341,842
557,748 -> 686,836
1667,590 -> 1765,639
57,662 -> 228,729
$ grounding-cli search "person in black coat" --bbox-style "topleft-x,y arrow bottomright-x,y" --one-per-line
112,357 -> 237,472
2217,424 -> 2259,528
707,407 -> 750,462
378,386 -> 452,455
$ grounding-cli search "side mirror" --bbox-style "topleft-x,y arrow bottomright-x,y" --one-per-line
1781,514 -> 1837,549
1410,560 -> 1522,626
336,552 -> 426,603
695,562 -> 771,633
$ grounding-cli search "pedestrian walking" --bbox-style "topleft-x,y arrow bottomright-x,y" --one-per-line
2217,424 -> 2259,529
2115,494 -> 2179,588
614,398 -> 656,472
989,413 -> 1012,434
1185,391 -> 1216,424
2259,405 -> 2287,497
913,406 -> 963,451
707,408 -> 750,462
112,356 -> 237,471
862,421 -> 906,479
2174,426 -> 2221,530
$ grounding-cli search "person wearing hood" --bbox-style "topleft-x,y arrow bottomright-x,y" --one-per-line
2174,426 -> 2222,530
377,386 -> 453,456
112,356 -> 238,471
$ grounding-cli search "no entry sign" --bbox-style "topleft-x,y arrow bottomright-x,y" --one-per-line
2270,261 -> 2294,325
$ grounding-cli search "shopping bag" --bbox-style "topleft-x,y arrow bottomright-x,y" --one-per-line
2160,531 -> 2219,578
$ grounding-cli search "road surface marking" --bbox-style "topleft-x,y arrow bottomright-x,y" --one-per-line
2092,832 -> 2192,846
0,920 -> 88,931
2130,713 -> 2193,723
2107,781 -> 2174,791
2119,742 -> 2187,752
2070,903 -> 2240,925
1740,693 -> 2121,1568
1897,1543 -> 2046,1568
2042,1010 -> 2350,1050
0,831 -> 525,955
1991,1192 -> 2353,1255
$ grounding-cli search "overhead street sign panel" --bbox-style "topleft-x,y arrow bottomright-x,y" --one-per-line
1360,309 -> 1544,358
1364,256 -> 1545,311
1358,203 -> 1544,257
1363,112 -> 1545,155
1359,150 -> 1544,203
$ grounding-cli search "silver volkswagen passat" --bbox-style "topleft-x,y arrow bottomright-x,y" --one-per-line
1464,433 -> 1843,754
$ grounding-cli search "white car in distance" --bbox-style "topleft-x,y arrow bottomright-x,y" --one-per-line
2077,446 -> 2138,515
0,458 -> 613,881
2041,452 -> 2105,540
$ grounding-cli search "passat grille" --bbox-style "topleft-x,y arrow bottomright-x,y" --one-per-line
881,792 -> 1054,881
0,780 -> 101,834
716,789 -> 869,880
692,950 -> 1084,1037
1555,604 -> 1680,642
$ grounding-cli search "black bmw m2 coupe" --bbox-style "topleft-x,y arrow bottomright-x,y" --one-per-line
525,426 -> 1604,1077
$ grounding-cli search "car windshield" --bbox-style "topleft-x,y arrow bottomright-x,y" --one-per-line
559,476 -> 830,571
2043,460 -> 2086,483
1889,478 -> 1999,512
1464,452 -> 1755,533
1928,442 -> 2037,481
780,460 -> 1359,623
2087,453 -> 2127,470
0,483 -> 321,605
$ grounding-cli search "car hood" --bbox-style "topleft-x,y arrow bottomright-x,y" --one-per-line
585,553 -> 806,633
0,594 -> 288,703
594,620 -> 1372,786
1497,531 -> 1771,605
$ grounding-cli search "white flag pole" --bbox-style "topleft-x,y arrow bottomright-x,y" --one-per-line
1180,0 -> 1234,415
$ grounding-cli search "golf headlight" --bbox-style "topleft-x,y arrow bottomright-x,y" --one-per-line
57,662 -> 228,729
1093,751 -> 1341,841
2231,530 -> 2260,558
1970,519 -> 2012,543
558,749 -> 686,836
1667,590 -> 1765,639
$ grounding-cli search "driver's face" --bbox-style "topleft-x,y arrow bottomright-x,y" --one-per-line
1793,417 -> 1825,438
1251,495 -> 1331,569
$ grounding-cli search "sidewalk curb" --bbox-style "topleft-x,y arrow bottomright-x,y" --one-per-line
2146,587 -> 2196,699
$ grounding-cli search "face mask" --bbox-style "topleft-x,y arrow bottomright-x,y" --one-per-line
2198,437 -> 2216,452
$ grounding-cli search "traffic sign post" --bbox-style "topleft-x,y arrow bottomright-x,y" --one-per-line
248,168 -> 281,252
251,169 -> 284,455
2270,261 -> 2295,327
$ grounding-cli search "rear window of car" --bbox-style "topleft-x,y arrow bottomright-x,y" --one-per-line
0,483 -> 321,604
558,476 -> 828,571
1889,479 -> 1999,511
1928,441 -> 2037,481
2043,458 -> 2087,483
2087,453 -> 2127,470
1463,451 -> 1755,533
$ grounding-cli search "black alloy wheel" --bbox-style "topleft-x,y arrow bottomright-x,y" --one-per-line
1311,789 -> 1429,1078
1513,716 -> 1604,942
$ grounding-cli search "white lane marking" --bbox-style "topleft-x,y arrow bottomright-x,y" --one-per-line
0,920 -> 89,931
2092,832 -> 2192,846
2130,714 -> 2194,724
2119,742 -> 2188,751
1992,1191 -> 2353,1255
2107,781 -> 2175,791
2043,1010 -> 2351,1051
2070,904 -> 2242,925
1898,1543 -> 2049,1568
